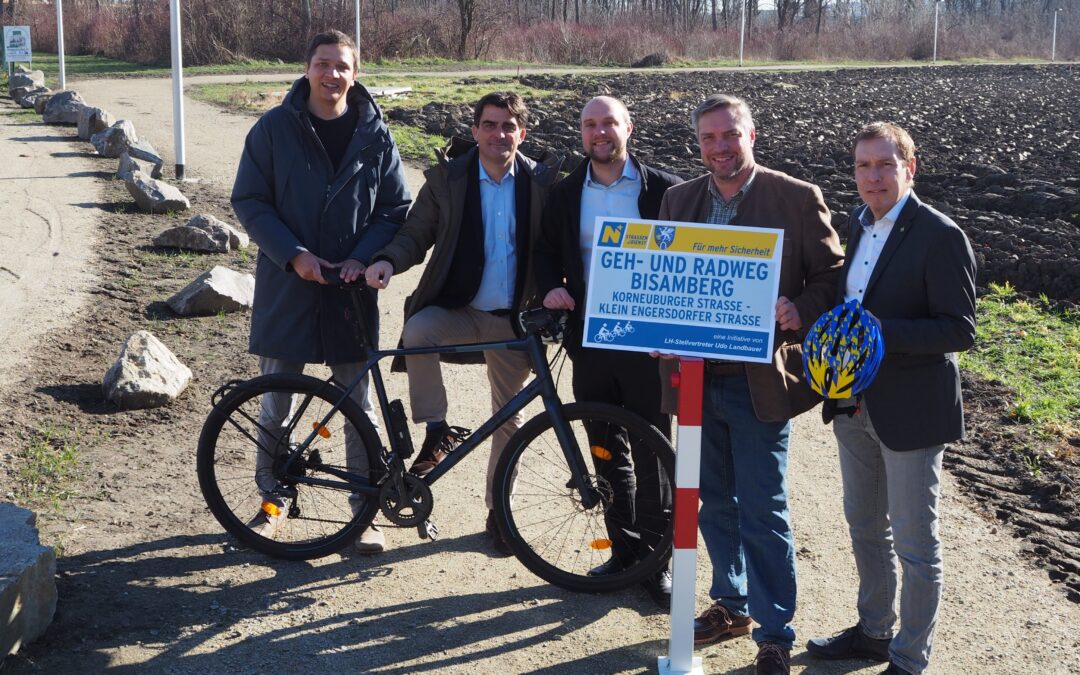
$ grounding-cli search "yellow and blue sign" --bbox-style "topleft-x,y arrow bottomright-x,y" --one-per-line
583,217 -> 784,362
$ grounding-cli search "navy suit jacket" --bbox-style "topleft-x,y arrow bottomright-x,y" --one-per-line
832,193 -> 977,451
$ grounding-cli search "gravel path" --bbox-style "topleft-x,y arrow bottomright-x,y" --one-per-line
1,72 -> 1077,673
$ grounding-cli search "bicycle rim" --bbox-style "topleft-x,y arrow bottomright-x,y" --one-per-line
197,374 -> 383,560
494,402 -> 674,593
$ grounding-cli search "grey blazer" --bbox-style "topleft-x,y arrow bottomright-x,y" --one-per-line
835,192 -> 977,451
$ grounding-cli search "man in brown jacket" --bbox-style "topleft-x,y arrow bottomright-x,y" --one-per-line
365,92 -> 561,555
657,94 -> 843,675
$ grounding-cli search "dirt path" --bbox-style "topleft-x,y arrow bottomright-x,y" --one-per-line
1,77 -> 1078,674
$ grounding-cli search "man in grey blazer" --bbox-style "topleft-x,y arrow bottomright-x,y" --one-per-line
806,122 -> 976,675
657,94 -> 844,675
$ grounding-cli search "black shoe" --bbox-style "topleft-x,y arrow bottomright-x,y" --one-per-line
806,624 -> 891,662
409,423 -> 470,476
881,662 -> 913,675
485,509 -> 513,557
642,568 -> 672,610
587,557 -> 627,576
754,642 -> 790,675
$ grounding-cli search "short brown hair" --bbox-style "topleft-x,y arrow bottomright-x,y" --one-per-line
691,94 -> 754,133
472,92 -> 529,129
305,30 -> 359,72
853,122 -> 916,162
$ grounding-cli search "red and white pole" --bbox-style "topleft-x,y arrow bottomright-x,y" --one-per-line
658,357 -> 704,675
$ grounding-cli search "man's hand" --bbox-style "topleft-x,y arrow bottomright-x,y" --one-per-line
775,296 -> 802,331
365,260 -> 395,289
333,258 -> 367,284
543,287 -> 575,311
290,250 -> 333,284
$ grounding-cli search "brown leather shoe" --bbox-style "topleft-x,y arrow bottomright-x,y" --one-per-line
693,602 -> 752,645
485,509 -> 513,557
409,424 -> 471,476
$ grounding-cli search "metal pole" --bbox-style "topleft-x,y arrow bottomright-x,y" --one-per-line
355,0 -> 362,72
1052,9 -> 1059,62
56,0 -> 66,90
738,0 -> 746,67
933,1 -> 941,65
169,0 -> 187,180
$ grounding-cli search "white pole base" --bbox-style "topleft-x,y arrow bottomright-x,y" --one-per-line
657,655 -> 703,675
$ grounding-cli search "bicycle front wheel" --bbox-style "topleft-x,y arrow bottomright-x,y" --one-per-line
493,402 -> 675,593
197,373 -> 383,560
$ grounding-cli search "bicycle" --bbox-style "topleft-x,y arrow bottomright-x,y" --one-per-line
196,282 -> 675,593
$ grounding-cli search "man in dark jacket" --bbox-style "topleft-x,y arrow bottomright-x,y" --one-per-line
365,92 -> 561,554
231,30 -> 411,555
533,96 -> 682,607
806,122 -> 976,675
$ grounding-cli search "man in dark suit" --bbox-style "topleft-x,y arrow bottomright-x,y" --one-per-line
366,92 -> 561,555
533,95 -> 682,608
806,122 -> 976,675
656,94 -> 844,675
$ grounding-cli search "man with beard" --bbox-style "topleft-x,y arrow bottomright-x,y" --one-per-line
806,122 -> 976,675
656,94 -> 843,675
232,30 -> 411,554
533,96 -> 682,608
365,92 -> 561,555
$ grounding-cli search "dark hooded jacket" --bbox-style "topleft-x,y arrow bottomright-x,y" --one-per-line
232,77 -> 411,364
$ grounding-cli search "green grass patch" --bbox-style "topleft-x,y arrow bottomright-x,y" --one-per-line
16,424 -> 82,510
1,107 -> 40,121
960,281 -> 1080,446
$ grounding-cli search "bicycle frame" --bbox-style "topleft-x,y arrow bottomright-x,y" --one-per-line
268,330 -> 601,510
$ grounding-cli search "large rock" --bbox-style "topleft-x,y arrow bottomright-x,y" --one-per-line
186,213 -> 249,250
7,70 -> 44,95
102,331 -> 192,409
90,119 -> 137,157
42,90 -> 87,125
152,224 -> 230,253
167,266 -> 255,316
17,87 -> 51,109
77,106 -> 114,141
0,503 -> 57,659
126,140 -> 165,178
125,171 -> 190,214
117,152 -> 151,181
33,95 -> 52,115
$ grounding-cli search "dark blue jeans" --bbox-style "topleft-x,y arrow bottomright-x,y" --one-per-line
699,373 -> 796,649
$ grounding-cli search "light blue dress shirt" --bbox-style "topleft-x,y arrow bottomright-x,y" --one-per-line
844,190 -> 911,303
471,160 -> 517,311
580,160 -> 642,285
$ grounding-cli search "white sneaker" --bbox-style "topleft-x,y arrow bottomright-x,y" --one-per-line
355,519 -> 386,554
247,507 -> 286,539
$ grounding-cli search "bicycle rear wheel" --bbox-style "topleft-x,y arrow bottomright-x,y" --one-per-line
493,402 -> 675,593
197,373 -> 384,560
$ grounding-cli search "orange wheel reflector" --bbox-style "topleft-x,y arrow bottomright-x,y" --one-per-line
591,445 -> 612,460
312,422 -> 331,438
589,539 -> 613,550
261,501 -> 282,517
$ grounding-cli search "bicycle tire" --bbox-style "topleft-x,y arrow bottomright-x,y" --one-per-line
492,402 -> 675,593
197,373 -> 384,560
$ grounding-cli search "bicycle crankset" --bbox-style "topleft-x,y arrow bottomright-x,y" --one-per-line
378,474 -> 434,527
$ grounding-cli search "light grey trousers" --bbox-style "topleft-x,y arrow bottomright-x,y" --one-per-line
833,403 -> 945,675
401,305 -> 531,509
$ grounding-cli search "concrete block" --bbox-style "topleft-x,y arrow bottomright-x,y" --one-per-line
0,503 -> 57,659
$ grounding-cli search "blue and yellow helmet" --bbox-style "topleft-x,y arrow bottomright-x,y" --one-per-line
802,300 -> 884,399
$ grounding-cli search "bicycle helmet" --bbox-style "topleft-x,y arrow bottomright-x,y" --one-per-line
802,299 -> 884,399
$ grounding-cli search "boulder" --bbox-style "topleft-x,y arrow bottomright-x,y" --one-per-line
102,331 -> 192,409
90,119 -> 137,157
167,266 -> 255,316
126,140 -> 165,179
17,87 -> 50,109
125,171 -> 190,214
0,503 -> 57,659
117,152 -> 150,181
77,106 -> 114,141
152,224 -> 230,253
42,90 -> 87,125
186,213 -> 249,250
33,94 -> 53,115
7,70 -> 44,94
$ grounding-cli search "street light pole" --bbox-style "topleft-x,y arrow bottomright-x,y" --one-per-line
739,0 -> 746,67
355,0 -> 361,72
1052,8 -> 1062,62
56,0 -> 66,90
933,0 -> 943,65
169,0 -> 187,180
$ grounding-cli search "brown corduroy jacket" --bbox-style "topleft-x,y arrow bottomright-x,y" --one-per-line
657,166 -> 844,423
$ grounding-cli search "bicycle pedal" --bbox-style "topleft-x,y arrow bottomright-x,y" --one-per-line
418,519 -> 439,541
